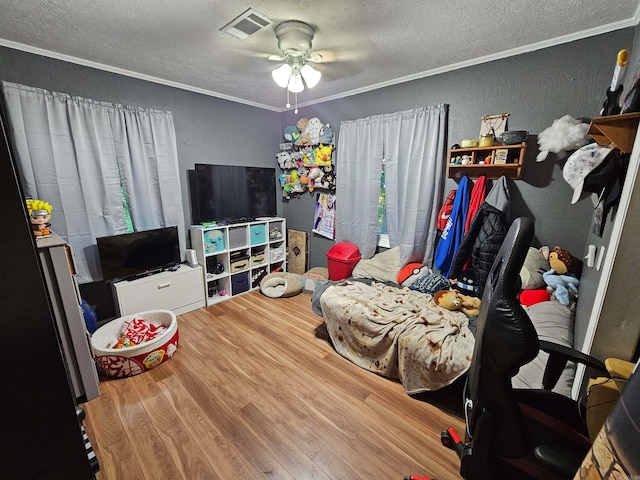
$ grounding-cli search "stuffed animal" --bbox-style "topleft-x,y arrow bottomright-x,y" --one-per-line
307,167 -> 324,192
536,115 -> 591,162
314,144 -> 333,165
295,118 -> 310,145
547,246 -> 582,277
276,151 -> 293,170
543,269 -> 579,306
433,289 -> 481,317
284,125 -> 300,143
303,146 -> 316,165
304,117 -> 323,144
318,123 -> 334,144
519,247 -> 551,290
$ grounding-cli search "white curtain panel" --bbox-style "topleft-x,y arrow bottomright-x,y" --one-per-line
2,82 -> 184,283
335,115 -> 384,259
385,105 -> 448,267
336,105 -> 447,265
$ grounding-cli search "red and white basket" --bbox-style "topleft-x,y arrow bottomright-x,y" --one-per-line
91,310 -> 179,378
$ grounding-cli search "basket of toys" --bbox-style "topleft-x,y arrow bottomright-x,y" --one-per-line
91,309 -> 178,378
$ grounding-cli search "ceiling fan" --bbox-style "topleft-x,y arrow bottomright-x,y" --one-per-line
268,20 -> 322,94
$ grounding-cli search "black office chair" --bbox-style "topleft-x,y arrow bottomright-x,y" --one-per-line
440,217 -> 606,480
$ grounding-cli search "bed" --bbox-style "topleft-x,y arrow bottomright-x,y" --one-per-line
311,246 -> 577,397
312,252 -> 475,394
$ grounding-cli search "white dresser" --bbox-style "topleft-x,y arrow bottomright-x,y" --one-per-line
112,264 -> 205,316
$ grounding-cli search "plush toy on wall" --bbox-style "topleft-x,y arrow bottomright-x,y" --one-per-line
433,289 -> 481,317
318,123 -> 334,144
284,125 -> 300,143
314,144 -> 333,166
276,151 -> 293,169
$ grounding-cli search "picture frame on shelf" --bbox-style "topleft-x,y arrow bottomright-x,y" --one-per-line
494,148 -> 509,165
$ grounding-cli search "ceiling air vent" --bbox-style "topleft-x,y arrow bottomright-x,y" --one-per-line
220,8 -> 273,40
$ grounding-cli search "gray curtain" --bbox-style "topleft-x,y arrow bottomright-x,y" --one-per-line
335,115 -> 385,259
385,105 -> 448,267
2,81 -> 185,283
336,105 -> 448,266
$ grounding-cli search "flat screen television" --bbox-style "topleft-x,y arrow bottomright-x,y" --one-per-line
97,226 -> 180,281
193,164 -> 277,224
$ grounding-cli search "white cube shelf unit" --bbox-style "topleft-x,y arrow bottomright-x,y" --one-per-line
189,217 -> 287,305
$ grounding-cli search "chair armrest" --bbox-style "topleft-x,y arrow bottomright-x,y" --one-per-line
605,358 -> 635,380
539,340 -> 607,390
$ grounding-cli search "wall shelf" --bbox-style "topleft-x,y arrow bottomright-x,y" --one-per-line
447,142 -> 526,179
588,113 -> 640,153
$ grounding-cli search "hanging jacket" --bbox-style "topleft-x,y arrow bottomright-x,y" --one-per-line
434,176 -> 471,276
464,175 -> 489,233
436,188 -> 457,232
448,176 -> 511,296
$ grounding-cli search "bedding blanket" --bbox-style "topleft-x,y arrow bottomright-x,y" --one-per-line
320,281 -> 474,394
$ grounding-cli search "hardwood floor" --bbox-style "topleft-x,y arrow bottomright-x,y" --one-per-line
83,291 -> 467,480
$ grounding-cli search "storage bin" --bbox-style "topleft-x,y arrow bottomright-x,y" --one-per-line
230,254 -> 249,272
228,226 -> 247,249
326,242 -> 361,280
203,229 -> 224,254
250,224 -> 267,245
251,252 -> 266,266
91,309 -> 178,378
231,272 -> 250,295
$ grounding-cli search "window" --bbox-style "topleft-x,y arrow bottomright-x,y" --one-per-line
377,159 -> 390,248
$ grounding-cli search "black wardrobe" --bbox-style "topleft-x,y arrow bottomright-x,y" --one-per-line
0,108 -> 96,478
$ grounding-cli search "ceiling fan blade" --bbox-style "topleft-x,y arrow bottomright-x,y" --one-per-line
267,54 -> 286,62
307,53 -> 323,63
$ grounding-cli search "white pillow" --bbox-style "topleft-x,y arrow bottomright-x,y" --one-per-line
351,246 -> 401,283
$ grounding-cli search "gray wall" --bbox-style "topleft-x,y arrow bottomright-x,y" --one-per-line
0,46 -> 283,242
282,29 -> 635,268
0,27 -> 634,273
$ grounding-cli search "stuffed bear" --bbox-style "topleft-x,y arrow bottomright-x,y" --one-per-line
433,289 -> 481,317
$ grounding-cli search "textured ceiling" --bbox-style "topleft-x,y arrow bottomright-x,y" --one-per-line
0,0 -> 639,111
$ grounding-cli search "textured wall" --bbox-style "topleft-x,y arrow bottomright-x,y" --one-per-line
0,27 -> 635,272
0,46 -> 283,232
282,29 -> 635,268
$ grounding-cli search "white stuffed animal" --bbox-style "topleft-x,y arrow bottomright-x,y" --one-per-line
536,115 -> 591,162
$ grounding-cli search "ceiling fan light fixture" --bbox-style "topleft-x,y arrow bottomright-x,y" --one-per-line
272,63 -> 292,88
288,72 -> 304,93
300,64 -> 321,88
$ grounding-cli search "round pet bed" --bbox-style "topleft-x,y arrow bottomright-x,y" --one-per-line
260,272 -> 303,298
91,309 -> 178,378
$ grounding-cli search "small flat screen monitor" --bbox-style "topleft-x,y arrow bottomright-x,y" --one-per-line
97,226 -> 180,281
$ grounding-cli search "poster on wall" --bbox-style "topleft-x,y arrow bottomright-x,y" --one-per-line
313,193 -> 335,240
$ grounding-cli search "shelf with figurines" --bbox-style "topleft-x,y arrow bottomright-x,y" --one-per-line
276,116 -> 337,199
